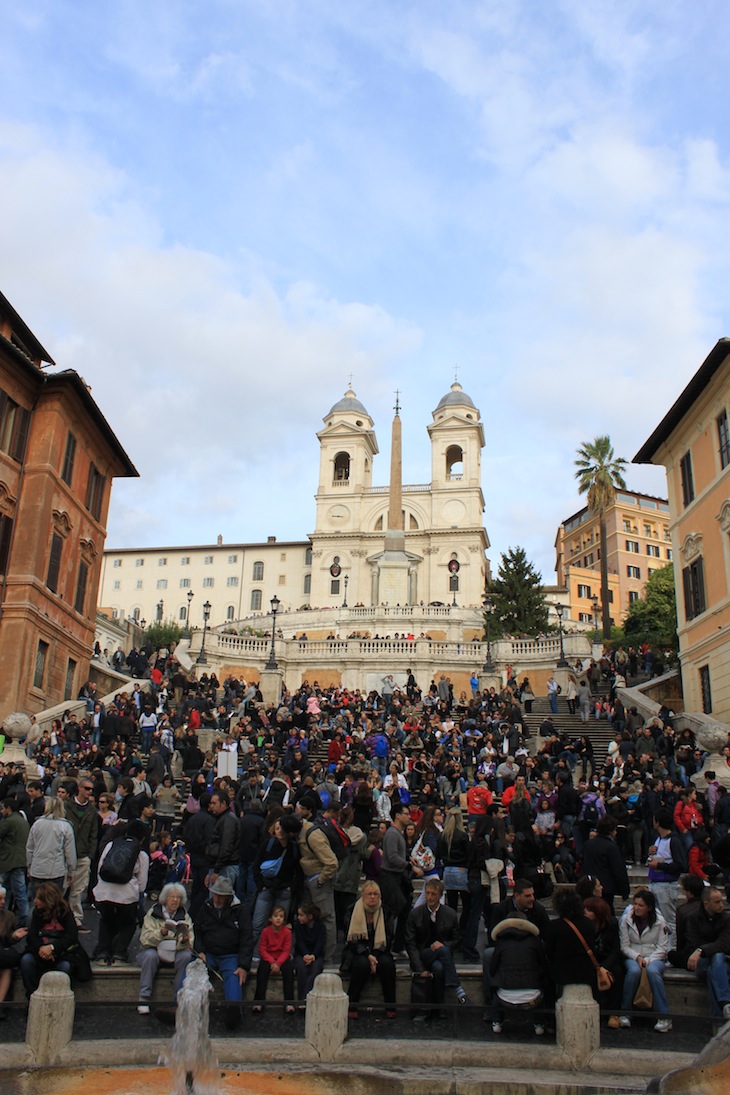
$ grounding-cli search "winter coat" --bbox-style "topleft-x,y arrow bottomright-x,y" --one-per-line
139,901 -> 193,951
26,816 -> 77,879
619,908 -> 670,964
194,895 -> 253,968
92,841 -> 149,905
490,917 -> 547,991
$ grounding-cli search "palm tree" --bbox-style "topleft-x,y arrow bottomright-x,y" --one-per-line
575,436 -> 627,639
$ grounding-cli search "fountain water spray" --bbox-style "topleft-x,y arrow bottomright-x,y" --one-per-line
161,959 -> 220,1095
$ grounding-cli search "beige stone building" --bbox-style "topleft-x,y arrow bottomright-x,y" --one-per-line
635,339 -> 730,723
99,382 -> 491,629
554,490 -> 671,628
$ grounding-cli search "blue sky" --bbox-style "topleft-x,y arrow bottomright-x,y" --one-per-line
2,1 -> 730,582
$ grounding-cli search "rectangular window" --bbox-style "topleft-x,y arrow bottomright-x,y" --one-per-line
700,665 -> 713,714
34,639 -> 49,689
643,524 -> 653,538
61,432 -> 76,485
0,513 -> 13,574
112,558 -> 122,568
628,591 -> 639,603
157,579 -> 167,590
680,451 -> 695,507
647,544 -> 660,557
280,553 -> 286,562
158,557 -> 167,566
718,410 -> 730,470
577,584 -> 592,598
683,557 -> 706,620
203,576 -> 214,587
179,577 -> 191,588
65,658 -> 76,701
46,534 -> 63,593
181,556 -> 190,565
303,573 -> 311,595
226,576 -> 239,587
0,390 -> 31,462
228,554 -> 238,564
74,561 -> 88,614
622,519 -> 632,532
627,565 -> 641,579
85,463 -> 106,521
667,548 -> 673,560
113,580 -> 120,590
278,574 -> 286,585
583,553 -> 594,566
331,578 -> 340,595
625,540 -> 639,553
204,555 -> 213,565
136,579 -> 143,590
135,558 -> 144,567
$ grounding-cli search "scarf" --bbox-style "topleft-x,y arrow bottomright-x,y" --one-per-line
347,897 -> 387,950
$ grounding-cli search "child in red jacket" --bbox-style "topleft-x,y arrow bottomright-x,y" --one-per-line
253,906 -> 295,1013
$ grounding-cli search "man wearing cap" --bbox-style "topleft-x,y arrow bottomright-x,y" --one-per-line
194,876 -> 253,1029
296,793 -> 338,963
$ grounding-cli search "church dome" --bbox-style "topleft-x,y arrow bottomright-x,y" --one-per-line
435,381 -> 476,411
327,387 -> 370,417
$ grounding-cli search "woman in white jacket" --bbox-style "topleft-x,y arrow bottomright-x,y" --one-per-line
619,888 -> 671,1032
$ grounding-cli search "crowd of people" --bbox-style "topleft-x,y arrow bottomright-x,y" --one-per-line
0,641 -> 729,1036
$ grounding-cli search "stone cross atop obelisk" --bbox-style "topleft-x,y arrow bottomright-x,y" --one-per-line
386,390 -> 404,548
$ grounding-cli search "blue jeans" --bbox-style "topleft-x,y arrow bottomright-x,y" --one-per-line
419,944 -> 459,1005
237,862 -> 258,909
695,953 -> 730,1019
205,952 -> 244,1002
141,727 -> 154,753
621,958 -> 669,1015
252,887 -> 292,945
1,866 -> 29,926
209,864 -> 239,895
549,693 -> 558,715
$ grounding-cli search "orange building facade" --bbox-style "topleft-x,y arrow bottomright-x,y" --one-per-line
635,339 -> 730,723
555,490 -> 671,627
0,292 -> 136,723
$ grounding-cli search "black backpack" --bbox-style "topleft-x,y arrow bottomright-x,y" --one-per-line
99,836 -> 140,884
581,798 -> 600,827
307,817 -> 351,863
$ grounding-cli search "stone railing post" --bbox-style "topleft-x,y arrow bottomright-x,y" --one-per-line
25,970 -> 75,1065
305,972 -> 349,1062
555,983 -> 600,1068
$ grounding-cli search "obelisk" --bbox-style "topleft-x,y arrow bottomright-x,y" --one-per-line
385,391 -> 405,553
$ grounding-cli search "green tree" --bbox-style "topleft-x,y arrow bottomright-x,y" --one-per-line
623,564 -> 678,653
142,620 -> 182,651
575,435 -> 628,640
485,546 -> 549,638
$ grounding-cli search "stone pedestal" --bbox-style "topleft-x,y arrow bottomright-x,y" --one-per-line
555,983 -> 599,1068
478,671 -> 502,693
26,970 -> 75,1065
259,668 -> 284,707
305,971 -> 349,1061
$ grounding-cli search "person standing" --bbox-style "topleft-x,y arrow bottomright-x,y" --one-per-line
0,799 -> 30,927
295,793 -> 339,963
648,808 -> 687,950
379,801 -> 418,955
62,778 -> 98,932
26,798 -> 77,897
579,818 -> 630,914
205,791 -> 240,893
547,676 -> 559,716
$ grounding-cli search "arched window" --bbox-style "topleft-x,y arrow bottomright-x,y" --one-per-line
334,452 -> 350,481
303,574 -> 311,595
178,606 -> 186,621
305,547 -> 313,566
446,445 -> 464,478
252,560 -> 264,581
226,605 -> 235,621
250,589 -> 262,611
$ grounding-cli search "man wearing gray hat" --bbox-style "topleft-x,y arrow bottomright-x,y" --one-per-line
194,875 -> 253,1029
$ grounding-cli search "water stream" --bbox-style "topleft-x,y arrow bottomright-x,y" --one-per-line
161,959 -> 220,1095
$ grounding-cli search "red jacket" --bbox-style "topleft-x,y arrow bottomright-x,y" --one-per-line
466,784 -> 494,814
259,924 -> 292,966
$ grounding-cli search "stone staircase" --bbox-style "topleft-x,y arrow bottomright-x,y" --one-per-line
524,697 -> 617,761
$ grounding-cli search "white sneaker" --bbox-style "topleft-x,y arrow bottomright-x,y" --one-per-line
534,1023 -> 545,1036
619,1016 -> 631,1028
654,1018 -> 672,1033
137,1003 -> 150,1015
491,1020 -> 502,1034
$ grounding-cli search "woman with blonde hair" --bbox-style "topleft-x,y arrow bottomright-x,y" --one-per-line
342,881 -> 396,1019
436,806 -> 472,930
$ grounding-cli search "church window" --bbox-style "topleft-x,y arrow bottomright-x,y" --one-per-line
446,445 -> 463,478
333,452 -> 350,481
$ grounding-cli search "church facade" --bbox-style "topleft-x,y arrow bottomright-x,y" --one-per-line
99,382 -> 491,630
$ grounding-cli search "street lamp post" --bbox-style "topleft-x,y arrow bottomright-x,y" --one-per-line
265,594 -> 281,670
343,573 -> 349,608
185,589 -> 194,639
196,600 -> 211,666
482,594 -> 495,673
555,602 -> 569,667
140,618 -> 146,633
591,594 -> 600,643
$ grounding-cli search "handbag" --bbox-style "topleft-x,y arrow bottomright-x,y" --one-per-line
633,966 -> 654,1009
564,919 -> 614,991
410,835 -> 436,873
442,865 -> 468,891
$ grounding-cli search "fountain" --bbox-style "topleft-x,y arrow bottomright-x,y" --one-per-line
161,959 -> 220,1095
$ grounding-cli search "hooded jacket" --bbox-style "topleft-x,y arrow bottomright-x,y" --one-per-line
490,917 -> 547,991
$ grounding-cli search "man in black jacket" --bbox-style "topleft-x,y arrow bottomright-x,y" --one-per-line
205,791 -> 240,894
682,886 -> 730,1022
195,876 -> 253,1028
579,818 -> 630,912
184,793 -> 216,920
406,878 -> 469,1008
482,878 -> 550,1011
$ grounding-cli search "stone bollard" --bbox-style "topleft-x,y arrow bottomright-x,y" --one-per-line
555,983 -> 600,1068
305,972 -> 349,1062
25,970 -> 75,1065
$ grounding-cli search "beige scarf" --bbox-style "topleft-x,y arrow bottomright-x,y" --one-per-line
347,897 -> 387,950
